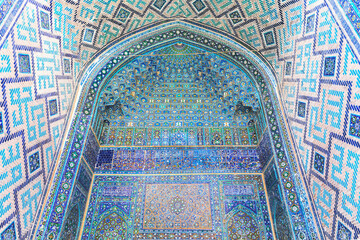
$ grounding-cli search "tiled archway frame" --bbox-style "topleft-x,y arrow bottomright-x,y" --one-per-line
31,21 -> 323,239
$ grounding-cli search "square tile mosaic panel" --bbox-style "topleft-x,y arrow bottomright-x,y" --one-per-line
263,31 -> 275,46
0,112 -> 3,134
192,0 -> 206,12
229,10 -> 242,25
28,151 -> 40,173
18,54 -> 31,73
83,28 -> 95,43
153,0 -> 167,11
63,58 -> 71,73
298,101 -> 306,118
336,221 -> 352,240
95,148 -> 261,173
40,11 -> 50,30
48,99 -> 58,116
314,152 -> 325,174
0,222 -> 16,240
323,56 -> 336,76
349,113 -> 360,138
305,14 -> 316,33
81,174 -> 273,239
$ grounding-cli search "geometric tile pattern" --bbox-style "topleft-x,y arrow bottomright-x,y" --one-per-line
0,222 -> 16,240
83,28 -> 95,43
18,54 -> 31,73
314,152 -> 325,174
264,161 -> 293,240
323,56 -> 337,77
96,148 -> 261,173
0,0 -> 359,238
48,99 -> 58,116
297,101 -> 306,118
349,113 -> 360,138
81,174 -> 273,239
0,111 -> 3,134
336,221 -> 352,240
28,151 -> 40,173
32,24 -> 321,239
143,183 -> 212,230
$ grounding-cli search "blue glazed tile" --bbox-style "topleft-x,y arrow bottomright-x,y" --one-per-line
314,152 -> 325,174
285,61 -> 292,76
0,111 -> 3,135
323,56 -> 336,77
153,0 -> 167,11
349,113 -> 360,138
77,164 -> 91,192
83,28 -> 95,43
18,54 -> 31,73
263,31 -> 275,46
116,8 -> 131,23
40,11 -> 50,30
1,222 -> 16,240
49,99 -> 58,116
64,58 -> 71,73
229,10 -> 242,25
29,151 -> 40,173
305,14 -> 316,34
336,221 -> 352,240
298,101 -> 306,118
192,0 -> 206,12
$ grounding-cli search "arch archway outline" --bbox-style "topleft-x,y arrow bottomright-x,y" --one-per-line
31,20 -> 324,239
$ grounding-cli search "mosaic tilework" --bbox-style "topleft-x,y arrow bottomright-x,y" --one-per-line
96,147 -> 260,173
323,56 -> 337,76
0,0 -> 72,237
338,0 -> 360,38
28,151 -> 40,173
32,25 -> 321,239
0,0 -> 359,237
336,221 -> 352,239
257,131 -> 274,168
59,186 -> 87,240
0,112 -> 3,135
314,152 -> 325,174
81,174 -> 273,239
97,46 -> 263,129
298,101 -> 306,118
18,54 -> 31,73
143,183 -> 212,230
349,113 -> 360,138
48,99 -> 58,116
100,127 -> 259,146
281,0 -> 360,237
0,222 -> 16,240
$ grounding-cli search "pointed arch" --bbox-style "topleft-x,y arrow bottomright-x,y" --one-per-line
227,209 -> 260,240
31,20 -> 323,239
94,212 -> 127,240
